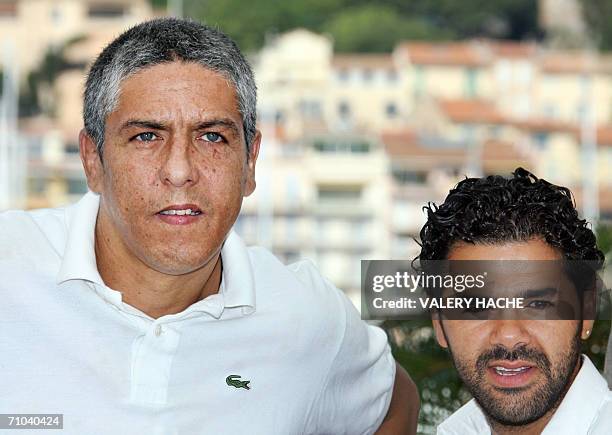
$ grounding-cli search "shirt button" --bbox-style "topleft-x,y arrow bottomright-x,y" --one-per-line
154,325 -> 163,337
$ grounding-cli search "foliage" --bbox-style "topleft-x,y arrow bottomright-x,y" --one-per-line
19,36 -> 85,117
580,0 -> 612,50
323,5 -> 452,53
163,0 -> 542,53
596,223 -> 612,260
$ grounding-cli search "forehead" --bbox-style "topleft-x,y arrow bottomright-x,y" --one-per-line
448,239 -> 562,261
108,61 -> 241,126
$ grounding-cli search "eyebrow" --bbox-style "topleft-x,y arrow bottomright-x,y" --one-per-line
194,119 -> 241,137
119,118 -> 241,137
519,287 -> 558,299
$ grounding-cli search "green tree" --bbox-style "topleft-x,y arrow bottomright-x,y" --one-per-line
170,0 -> 541,53
580,0 -> 612,50
323,5 -> 452,53
185,0 -> 345,52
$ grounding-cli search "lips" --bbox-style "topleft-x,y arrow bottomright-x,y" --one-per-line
156,204 -> 203,225
487,360 -> 537,388
157,204 -> 202,215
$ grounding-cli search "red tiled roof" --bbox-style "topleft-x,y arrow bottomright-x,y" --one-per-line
539,52 -> 599,74
490,41 -> 537,58
332,54 -> 395,69
396,42 -> 490,67
596,126 -> 612,146
511,118 -> 577,134
382,131 -> 532,172
482,139 -> 531,166
382,130 -> 464,160
438,99 -> 506,124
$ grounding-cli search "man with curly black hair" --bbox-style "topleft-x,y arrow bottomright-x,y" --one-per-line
417,168 -> 611,434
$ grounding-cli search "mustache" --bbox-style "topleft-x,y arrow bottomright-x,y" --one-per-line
476,345 -> 552,372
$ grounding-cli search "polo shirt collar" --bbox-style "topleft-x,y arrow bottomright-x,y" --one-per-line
56,191 -> 256,318
542,355 -> 610,434
57,191 -> 104,286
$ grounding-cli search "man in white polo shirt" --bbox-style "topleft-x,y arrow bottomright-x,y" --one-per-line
415,168 -> 611,434
0,18 -> 418,434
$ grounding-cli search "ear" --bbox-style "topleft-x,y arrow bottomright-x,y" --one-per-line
243,129 -> 261,197
432,316 -> 449,348
580,281 -> 597,340
581,319 -> 595,340
79,129 -> 104,194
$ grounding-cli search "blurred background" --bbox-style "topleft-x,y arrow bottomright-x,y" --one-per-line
1,0 -> 611,432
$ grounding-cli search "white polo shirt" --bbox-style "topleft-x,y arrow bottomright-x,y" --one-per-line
0,192 -> 395,435
437,356 -> 612,434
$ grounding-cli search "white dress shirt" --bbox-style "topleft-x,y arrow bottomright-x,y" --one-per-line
0,192 -> 395,435
437,355 -> 612,434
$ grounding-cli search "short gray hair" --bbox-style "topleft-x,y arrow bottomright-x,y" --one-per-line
83,17 -> 257,160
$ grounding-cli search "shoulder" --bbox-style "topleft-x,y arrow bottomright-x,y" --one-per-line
245,246 -> 350,338
590,394 -> 612,434
0,205 -> 67,261
437,399 -> 489,435
247,248 -> 347,313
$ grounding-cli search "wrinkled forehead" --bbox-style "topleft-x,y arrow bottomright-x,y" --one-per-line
108,61 -> 243,127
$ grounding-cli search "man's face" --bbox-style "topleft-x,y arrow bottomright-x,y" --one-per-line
432,239 -> 592,426
81,61 -> 260,275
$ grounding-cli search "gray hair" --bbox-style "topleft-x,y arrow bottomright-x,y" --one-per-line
83,17 -> 257,160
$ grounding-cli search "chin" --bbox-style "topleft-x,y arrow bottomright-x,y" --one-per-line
140,248 -> 214,275
148,259 -> 208,276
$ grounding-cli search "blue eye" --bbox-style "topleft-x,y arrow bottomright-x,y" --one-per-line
527,300 -> 554,310
203,132 -> 223,143
134,132 -> 158,142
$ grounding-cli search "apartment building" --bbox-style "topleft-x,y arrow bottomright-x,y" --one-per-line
0,0 -> 154,208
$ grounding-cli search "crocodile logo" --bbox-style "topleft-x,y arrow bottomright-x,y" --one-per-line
226,375 -> 251,390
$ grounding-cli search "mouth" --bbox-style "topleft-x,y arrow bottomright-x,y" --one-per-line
487,360 -> 537,389
156,204 -> 203,225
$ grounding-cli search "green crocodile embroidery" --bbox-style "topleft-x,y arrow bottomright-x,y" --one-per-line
226,374 -> 251,390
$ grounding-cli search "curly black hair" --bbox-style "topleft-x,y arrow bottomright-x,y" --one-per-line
417,167 -> 605,268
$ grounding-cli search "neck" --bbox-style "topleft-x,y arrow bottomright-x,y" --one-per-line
94,211 -> 223,319
488,356 -> 583,435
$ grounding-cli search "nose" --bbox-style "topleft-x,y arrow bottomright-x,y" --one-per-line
488,320 -> 531,350
159,136 -> 198,187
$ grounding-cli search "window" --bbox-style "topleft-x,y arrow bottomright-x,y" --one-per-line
50,6 -> 62,24
533,132 -> 549,148
517,62 -> 532,84
285,216 -> 298,240
285,174 -> 300,208
392,169 -> 427,185
28,178 -> 46,194
313,140 -> 371,154
65,142 -> 79,154
543,104 -> 557,119
88,3 -> 125,18
317,186 -> 362,202
338,101 -> 351,119
274,110 -> 284,124
278,250 -> 300,264
67,179 -> 88,195
385,102 -> 398,118
337,68 -> 349,83
298,99 -> 322,119
414,66 -> 425,98
465,68 -> 478,98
